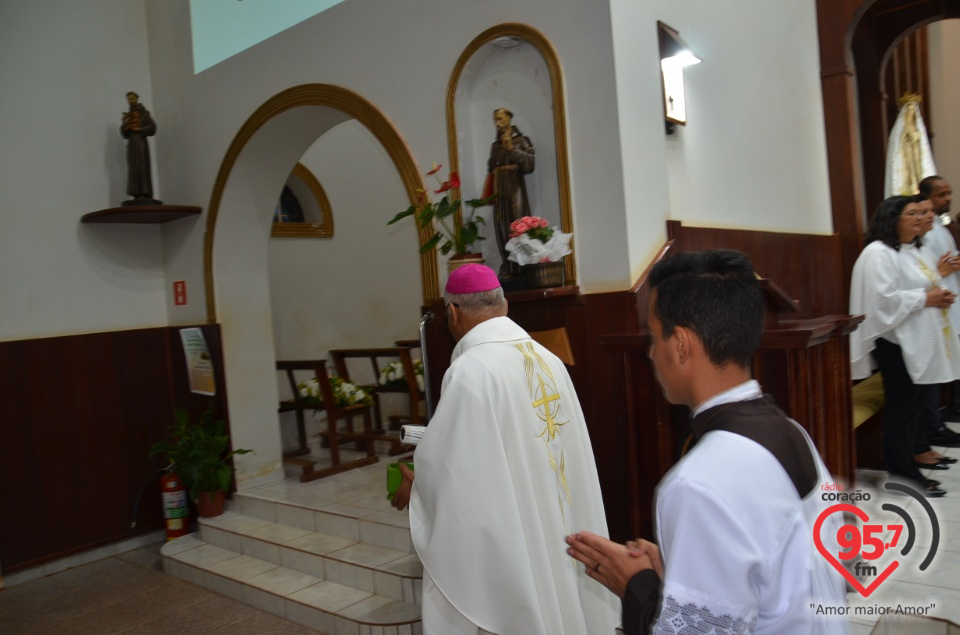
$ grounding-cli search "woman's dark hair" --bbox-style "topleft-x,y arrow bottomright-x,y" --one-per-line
649,249 -> 763,368
864,195 -> 923,251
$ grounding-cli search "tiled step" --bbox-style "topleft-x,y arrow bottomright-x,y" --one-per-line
162,534 -> 421,634
197,511 -> 421,602
159,462 -> 422,635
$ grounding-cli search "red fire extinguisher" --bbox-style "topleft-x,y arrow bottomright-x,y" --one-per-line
160,471 -> 190,541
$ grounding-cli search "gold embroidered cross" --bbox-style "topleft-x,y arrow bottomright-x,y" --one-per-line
533,374 -> 565,439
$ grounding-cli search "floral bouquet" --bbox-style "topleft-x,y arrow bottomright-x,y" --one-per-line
378,360 -> 425,392
504,215 -> 572,266
298,376 -> 373,409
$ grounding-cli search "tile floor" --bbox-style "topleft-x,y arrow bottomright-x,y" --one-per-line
0,541 -> 324,634
3,432 -> 960,634
846,432 -> 960,634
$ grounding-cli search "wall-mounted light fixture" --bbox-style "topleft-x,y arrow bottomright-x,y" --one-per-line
658,21 -> 701,134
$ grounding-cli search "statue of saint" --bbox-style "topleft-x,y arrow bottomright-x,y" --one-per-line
486,108 -> 535,277
120,91 -> 159,205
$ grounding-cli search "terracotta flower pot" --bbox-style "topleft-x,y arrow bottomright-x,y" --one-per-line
195,490 -> 225,518
447,253 -> 484,273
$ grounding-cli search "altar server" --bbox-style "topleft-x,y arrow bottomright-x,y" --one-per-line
391,264 -> 618,634
566,249 -> 849,634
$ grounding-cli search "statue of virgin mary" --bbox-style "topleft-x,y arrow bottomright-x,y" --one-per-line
885,93 -> 937,196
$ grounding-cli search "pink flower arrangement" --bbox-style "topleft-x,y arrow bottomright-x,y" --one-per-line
509,216 -> 554,243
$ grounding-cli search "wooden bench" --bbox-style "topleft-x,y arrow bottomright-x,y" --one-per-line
330,347 -> 426,453
276,359 -> 380,481
853,372 -> 885,469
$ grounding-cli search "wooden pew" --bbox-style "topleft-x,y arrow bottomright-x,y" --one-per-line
276,360 -> 379,481
330,347 -> 426,443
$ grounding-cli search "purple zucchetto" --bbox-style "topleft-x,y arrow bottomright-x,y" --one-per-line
445,264 -> 502,294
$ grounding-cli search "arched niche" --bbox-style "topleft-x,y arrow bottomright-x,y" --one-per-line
446,24 -> 576,283
201,84 -> 434,487
270,162 -> 334,238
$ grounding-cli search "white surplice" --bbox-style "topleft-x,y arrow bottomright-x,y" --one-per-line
849,240 -> 960,383
409,317 -> 619,635
651,381 -> 849,635
922,222 -> 960,334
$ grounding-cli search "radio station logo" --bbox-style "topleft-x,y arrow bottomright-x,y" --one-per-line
814,481 -> 940,598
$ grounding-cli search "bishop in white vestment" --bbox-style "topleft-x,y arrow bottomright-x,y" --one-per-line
397,264 -> 619,634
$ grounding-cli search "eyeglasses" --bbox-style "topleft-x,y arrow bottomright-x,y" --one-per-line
903,210 -> 928,218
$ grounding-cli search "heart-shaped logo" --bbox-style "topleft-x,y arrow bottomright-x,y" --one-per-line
813,503 -> 899,597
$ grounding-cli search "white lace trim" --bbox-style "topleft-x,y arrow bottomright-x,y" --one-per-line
653,595 -> 757,635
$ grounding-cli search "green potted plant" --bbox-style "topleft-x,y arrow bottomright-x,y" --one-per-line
149,407 -> 252,517
388,163 -> 494,267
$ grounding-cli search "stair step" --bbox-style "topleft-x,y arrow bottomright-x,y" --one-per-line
196,511 -> 421,601
159,461 -> 423,633
161,536 -> 421,633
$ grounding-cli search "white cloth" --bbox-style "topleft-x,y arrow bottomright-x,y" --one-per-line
652,383 -> 849,635
922,223 -> 960,335
884,99 -> 937,196
849,240 -> 960,383
409,316 -> 619,635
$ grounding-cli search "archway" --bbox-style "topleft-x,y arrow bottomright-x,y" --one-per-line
201,84 -> 432,488
817,0 -> 960,305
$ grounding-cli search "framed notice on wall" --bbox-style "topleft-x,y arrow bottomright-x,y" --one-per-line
180,327 -> 216,396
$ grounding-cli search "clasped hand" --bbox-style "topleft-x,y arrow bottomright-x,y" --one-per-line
927,286 -> 956,310
937,252 -> 960,278
565,532 -> 662,598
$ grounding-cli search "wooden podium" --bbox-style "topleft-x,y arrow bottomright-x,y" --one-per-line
599,276 -> 863,540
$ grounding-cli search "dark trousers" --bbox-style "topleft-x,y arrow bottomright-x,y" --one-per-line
873,338 -> 925,484
914,384 -> 936,454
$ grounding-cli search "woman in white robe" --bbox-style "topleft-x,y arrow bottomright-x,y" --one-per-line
849,195 -> 959,496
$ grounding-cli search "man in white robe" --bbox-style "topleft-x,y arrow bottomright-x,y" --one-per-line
565,250 -> 849,634
391,264 -> 619,634
919,175 -> 960,447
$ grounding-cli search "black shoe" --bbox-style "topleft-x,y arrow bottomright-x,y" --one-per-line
924,478 -> 941,487
915,460 -> 950,471
937,456 -> 958,465
928,427 -> 960,448
925,484 -> 947,498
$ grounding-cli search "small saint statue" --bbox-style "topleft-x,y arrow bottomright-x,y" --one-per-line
120,91 -> 160,206
485,107 -> 535,278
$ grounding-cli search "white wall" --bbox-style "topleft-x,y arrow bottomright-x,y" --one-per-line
268,120 -> 422,361
929,20 -> 960,195
654,0 -> 833,236
0,0 -> 168,341
2,0 -> 837,487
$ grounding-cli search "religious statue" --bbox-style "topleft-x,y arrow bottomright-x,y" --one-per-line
485,107 -> 535,277
120,91 -> 160,205
884,93 -> 936,197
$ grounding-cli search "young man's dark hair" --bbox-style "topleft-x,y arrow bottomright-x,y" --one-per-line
919,175 -> 945,198
648,249 -> 764,368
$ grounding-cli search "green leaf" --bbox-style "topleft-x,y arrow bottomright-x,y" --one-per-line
418,233 -> 442,254
460,224 -> 478,245
387,205 -> 417,225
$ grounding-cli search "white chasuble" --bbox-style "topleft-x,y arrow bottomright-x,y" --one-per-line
849,240 -> 960,383
409,317 -> 619,635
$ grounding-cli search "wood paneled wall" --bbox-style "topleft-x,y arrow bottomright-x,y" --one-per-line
0,325 -> 229,573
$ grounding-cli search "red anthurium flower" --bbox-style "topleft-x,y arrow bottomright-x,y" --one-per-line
426,163 -> 443,176
448,172 -> 461,188
434,182 -> 452,194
